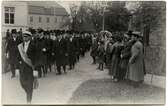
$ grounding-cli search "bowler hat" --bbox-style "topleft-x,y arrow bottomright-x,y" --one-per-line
11,29 -> 17,34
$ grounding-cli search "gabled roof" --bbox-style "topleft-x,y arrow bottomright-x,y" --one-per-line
26,1 -> 63,8
26,1 -> 68,16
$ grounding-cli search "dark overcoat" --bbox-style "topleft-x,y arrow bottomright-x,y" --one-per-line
67,38 -> 76,64
34,38 -> 47,67
119,41 -> 133,79
55,38 -> 68,66
110,42 -> 123,77
74,37 -> 80,57
45,38 -> 53,64
6,37 -> 22,65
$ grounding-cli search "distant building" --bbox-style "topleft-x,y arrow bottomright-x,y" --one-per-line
2,1 -> 69,36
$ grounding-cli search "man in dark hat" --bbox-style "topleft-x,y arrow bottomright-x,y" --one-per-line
6,29 -> 22,78
67,31 -> 77,70
126,30 -> 133,38
55,32 -> 68,75
17,31 -> 37,103
34,30 -> 47,78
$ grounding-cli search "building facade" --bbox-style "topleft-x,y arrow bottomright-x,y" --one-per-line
2,1 -> 69,36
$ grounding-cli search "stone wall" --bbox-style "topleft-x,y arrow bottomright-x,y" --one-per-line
144,7 -> 166,76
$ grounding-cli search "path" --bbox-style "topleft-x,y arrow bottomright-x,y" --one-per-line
2,52 -> 110,105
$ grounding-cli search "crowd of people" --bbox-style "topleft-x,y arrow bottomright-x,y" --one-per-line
4,28 -> 145,103
91,30 -> 145,86
5,28 -> 92,77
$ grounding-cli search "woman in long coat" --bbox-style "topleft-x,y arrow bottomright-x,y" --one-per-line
119,36 -> 133,80
127,33 -> 145,87
109,36 -> 123,82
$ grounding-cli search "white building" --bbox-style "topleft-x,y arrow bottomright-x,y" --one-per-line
1,1 -> 69,36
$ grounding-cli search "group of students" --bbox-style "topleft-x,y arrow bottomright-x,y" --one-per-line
5,28 -> 93,78
5,28 -> 93,103
91,30 -> 145,87
5,28 -> 145,103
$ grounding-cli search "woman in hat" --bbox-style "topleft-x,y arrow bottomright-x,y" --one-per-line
126,32 -> 145,87
109,35 -> 124,82
119,33 -> 133,80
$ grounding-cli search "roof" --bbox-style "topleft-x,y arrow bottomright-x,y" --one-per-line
26,1 -> 63,8
26,1 -> 68,16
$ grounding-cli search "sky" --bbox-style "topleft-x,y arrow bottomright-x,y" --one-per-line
57,1 -> 81,14
57,1 -> 139,14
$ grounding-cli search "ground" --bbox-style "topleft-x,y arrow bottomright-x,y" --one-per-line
2,52 -> 165,105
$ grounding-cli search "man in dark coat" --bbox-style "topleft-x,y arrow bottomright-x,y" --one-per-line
55,34 -> 68,75
17,31 -> 36,103
45,31 -> 53,72
6,29 -> 22,78
74,33 -> 80,62
34,30 -> 47,78
67,34 -> 76,70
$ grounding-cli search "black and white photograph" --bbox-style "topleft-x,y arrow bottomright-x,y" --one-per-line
1,0 -> 166,105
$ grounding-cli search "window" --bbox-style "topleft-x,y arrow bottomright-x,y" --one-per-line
30,16 -> 33,22
4,7 -> 15,24
47,17 -> 50,23
39,16 -> 41,23
55,17 -> 57,23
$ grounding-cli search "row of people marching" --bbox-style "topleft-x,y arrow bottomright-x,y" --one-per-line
90,30 -> 145,88
5,28 -> 93,78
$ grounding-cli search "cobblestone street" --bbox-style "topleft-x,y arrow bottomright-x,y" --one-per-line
2,52 -> 165,105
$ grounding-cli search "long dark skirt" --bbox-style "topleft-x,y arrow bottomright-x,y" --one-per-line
118,59 -> 129,80
110,54 -> 121,78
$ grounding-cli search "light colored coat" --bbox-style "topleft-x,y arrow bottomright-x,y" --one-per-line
127,40 -> 144,82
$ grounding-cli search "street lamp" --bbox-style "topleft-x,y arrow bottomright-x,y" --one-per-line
101,1 -> 108,31
128,10 -> 135,31
102,7 -> 105,31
